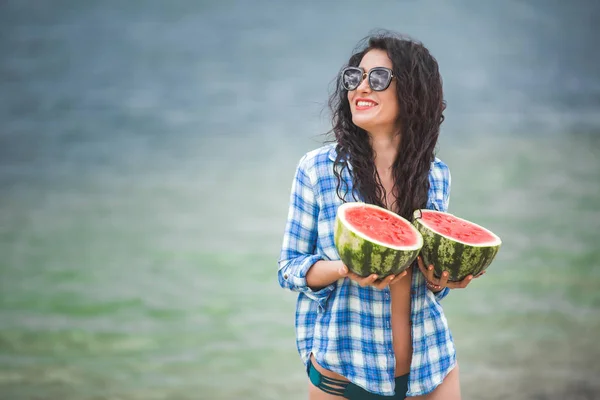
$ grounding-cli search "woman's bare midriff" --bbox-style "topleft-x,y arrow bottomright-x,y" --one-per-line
310,268 -> 413,382
390,266 -> 413,376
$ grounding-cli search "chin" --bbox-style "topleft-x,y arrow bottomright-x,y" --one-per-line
352,116 -> 375,132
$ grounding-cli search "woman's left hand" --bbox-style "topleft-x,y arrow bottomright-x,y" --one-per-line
417,256 -> 486,291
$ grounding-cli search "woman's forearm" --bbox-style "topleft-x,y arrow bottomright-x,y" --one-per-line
306,260 -> 345,291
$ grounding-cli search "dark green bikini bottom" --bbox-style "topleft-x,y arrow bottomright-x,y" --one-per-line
308,358 -> 409,399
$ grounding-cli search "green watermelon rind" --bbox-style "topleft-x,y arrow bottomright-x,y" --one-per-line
334,203 -> 423,278
413,210 -> 502,282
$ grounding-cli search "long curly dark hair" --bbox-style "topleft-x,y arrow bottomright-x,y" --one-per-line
328,31 -> 446,221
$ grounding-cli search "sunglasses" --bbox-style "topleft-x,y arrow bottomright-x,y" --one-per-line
341,66 -> 395,92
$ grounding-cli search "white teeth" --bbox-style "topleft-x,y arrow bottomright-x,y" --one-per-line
357,101 -> 376,107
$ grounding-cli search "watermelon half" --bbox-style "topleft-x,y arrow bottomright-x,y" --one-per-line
413,210 -> 502,282
334,202 -> 423,278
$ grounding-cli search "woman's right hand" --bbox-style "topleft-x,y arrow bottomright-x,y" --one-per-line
338,264 -> 408,290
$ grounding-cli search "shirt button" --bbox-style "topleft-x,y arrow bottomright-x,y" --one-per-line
386,321 -> 391,328
283,273 -> 289,280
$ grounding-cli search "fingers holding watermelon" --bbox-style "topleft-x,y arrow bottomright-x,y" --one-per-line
366,270 -> 408,289
387,270 -> 409,287
352,273 -> 389,288
417,256 -> 485,290
339,264 -> 408,289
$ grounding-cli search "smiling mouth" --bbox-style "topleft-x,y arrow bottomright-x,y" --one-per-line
355,100 -> 378,110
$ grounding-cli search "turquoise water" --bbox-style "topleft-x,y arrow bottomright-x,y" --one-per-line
1,1 -> 599,399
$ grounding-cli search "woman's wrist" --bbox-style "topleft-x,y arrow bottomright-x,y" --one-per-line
425,279 -> 443,293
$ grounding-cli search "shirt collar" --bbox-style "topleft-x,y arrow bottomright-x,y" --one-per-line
327,144 -> 442,211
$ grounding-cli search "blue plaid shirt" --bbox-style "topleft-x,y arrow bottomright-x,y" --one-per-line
278,143 -> 456,397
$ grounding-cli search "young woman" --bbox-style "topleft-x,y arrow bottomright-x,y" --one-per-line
278,31 -> 484,399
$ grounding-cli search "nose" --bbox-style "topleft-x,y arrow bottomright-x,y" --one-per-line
356,73 -> 371,93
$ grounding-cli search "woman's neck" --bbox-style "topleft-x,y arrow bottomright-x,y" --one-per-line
369,133 -> 401,173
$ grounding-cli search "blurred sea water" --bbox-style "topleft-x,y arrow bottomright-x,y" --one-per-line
1,1 -> 599,399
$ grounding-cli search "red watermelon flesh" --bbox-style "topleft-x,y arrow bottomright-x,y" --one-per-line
419,210 -> 498,245
344,206 -> 419,247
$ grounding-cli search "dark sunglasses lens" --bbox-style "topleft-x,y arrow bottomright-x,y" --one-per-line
342,69 -> 362,90
369,69 -> 391,91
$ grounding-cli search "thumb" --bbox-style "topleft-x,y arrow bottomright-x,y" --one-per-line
338,264 -> 348,276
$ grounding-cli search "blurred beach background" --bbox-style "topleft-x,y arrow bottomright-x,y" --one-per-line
1,0 -> 599,399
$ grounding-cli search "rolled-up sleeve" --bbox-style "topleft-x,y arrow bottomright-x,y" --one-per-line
278,155 -> 336,309
433,286 -> 450,301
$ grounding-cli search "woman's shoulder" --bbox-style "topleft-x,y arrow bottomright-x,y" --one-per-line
432,156 -> 449,170
297,143 -> 337,171
431,156 -> 450,178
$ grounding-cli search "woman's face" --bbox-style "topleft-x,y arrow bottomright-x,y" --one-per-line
347,49 -> 400,135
